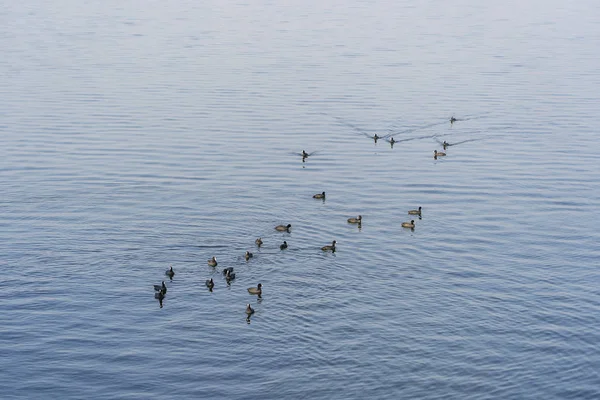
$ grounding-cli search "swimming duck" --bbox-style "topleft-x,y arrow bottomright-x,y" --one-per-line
248,283 -> 262,296
245,251 -> 253,260
408,207 -> 422,215
321,240 -> 337,251
246,304 -> 255,315
390,137 -> 396,147
225,269 -> 236,281
208,256 -> 218,267
450,116 -> 457,123
165,265 -> 174,279
222,267 -> 234,276
280,241 -> 288,250
275,224 -> 292,232
434,150 -> 446,158
443,141 -> 449,149
373,134 -> 379,142
155,290 -> 165,300
153,281 -> 167,294
313,191 -> 326,199
205,278 -> 214,290
347,215 -> 362,224
401,220 -> 415,229
302,150 -> 309,158
255,238 -> 263,247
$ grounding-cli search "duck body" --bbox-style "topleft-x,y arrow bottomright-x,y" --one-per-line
222,267 -> 234,276
434,150 -> 446,158
225,270 -> 236,281
154,281 -> 167,294
248,283 -> 262,296
206,278 -> 214,290
246,304 -> 255,315
255,238 -> 263,247
245,251 -> 253,260
408,207 -> 422,215
155,290 -> 165,300
275,224 -> 292,232
321,240 -> 337,251
401,220 -> 415,229
347,215 -> 362,224
165,266 -> 175,279
313,192 -> 325,199
280,241 -> 288,250
208,256 -> 218,267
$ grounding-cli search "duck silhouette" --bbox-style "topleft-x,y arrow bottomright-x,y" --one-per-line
401,220 -> 415,229
321,240 -> 336,251
225,269 -> 236,282
248,283 -> 262,297
275,224 -> 292,232
205,278 -> 214,291
347,215 -> 362,224
408,207 -> 422,216
153,281 -> 167,294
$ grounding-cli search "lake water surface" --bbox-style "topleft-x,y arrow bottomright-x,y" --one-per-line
2,1 -> 600,399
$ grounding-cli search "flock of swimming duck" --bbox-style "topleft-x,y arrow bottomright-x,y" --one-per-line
153,263 -> 263,317
152,116 -> 464,318
153,206 -> 420,315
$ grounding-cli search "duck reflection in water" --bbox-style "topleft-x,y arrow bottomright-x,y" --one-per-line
245,303 -> 255,324
155,290 -> 165,308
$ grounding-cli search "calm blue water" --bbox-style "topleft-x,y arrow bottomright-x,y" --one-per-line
2,1 -> 600,399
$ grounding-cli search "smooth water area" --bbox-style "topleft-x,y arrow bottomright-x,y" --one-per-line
2,1 -> 600,399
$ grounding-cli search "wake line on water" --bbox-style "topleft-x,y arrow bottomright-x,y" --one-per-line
321,112 -> 494,144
